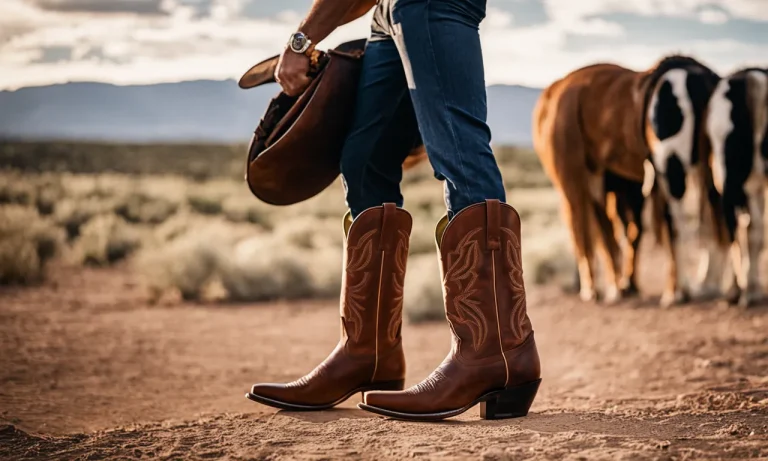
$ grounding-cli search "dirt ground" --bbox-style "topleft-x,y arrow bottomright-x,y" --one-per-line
1,249 -> 767,461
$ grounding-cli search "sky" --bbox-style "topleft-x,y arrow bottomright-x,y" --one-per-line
1,0 -> 766,91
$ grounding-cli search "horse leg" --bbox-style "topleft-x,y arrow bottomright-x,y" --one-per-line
616,180 -> 644,298
592,194 -> 623,304
559,179 -> 599,303
738,180 -> 765,307
655,189 -> 691,307
692,186 -> 730,301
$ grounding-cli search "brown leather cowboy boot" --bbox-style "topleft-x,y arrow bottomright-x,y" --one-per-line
359,200 -> 541,421
246,203 -> 412,410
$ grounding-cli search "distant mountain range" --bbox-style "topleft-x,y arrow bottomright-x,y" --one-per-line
0,80 -> 541,146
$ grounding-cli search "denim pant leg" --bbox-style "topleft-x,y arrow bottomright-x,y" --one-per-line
390,0 -> 506,217
340,39 -> 422,218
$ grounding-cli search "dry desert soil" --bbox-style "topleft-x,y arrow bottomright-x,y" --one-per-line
1,251 -> 767,460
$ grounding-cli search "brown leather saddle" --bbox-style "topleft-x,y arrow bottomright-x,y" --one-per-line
239,39 -> 425,206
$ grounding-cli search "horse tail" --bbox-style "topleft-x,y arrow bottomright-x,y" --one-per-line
534,84 -> 597,280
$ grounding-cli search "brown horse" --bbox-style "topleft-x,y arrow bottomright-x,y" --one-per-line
533,56 -> 720,306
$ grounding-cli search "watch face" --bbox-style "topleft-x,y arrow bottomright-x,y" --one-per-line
291,33 -> 307,52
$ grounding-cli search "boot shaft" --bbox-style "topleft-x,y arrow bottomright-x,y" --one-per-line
341,204 -> 412,357
437,200 -> 533,363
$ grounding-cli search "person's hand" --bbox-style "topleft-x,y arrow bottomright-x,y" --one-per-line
274,47 -> 312,97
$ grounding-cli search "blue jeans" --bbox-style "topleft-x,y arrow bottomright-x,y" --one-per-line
340,0 -> 506,219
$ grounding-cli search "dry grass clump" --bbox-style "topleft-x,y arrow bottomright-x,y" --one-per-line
0,205 -> 65,284
219,236 -> 316,302
114,192 -> 179,225
402,179 -> 446,217
521,222 -> 576,287
0,172 -> 37,207
186,180 -> 242,216
221,196 -> 272,228
496,146 -> 551,189
305,246 -> 343,298
54,198 -> 117,239
407,213 -> 440,255
287,184 -> 348,220
137,229 -> 225,302
76,214 -> 143,266
187,193 -> 224,215
136,214 -> 347,304
0,171 -> 64,215
272,215 -> 342,250
403,253 -> 446,324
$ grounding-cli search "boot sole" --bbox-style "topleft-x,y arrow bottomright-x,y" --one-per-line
245,379 -> 404,412
357,379 -> 541,422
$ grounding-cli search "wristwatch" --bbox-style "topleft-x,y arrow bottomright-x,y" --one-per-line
288,32 -> 313,55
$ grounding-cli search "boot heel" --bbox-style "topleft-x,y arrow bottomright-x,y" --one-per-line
480,379 -> 541,420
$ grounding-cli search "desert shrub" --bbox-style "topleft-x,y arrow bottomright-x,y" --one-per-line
273,215 -> 342,250
76,214 -> 142,266
0,175 -> 36,206
219,236 -> 316,302
0,205 -> 65,284
496,146 -> 550,189
114,192 -> 178,224
35,181 -> 62,215
222,196 -> 272,228
305,246 -> 343,298
402,180 -> 445,217
403,253 -> 446,324
54,198 -> 117,239
408,212 -> 440,255
507,188 -> 561,222
188,193 -> 224,215
135,230 -> 225,302
521,225 -> 576,287
288,184 -> 348,220
0,141 -> 245,179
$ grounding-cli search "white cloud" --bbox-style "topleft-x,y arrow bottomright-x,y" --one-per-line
698,9 -> 729,25
541,0 -> 768,22
0,0 -> 372,90
479,5 -> 765,88
0,0 -> 766,90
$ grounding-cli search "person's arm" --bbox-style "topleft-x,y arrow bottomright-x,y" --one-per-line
275,0 -> 376,96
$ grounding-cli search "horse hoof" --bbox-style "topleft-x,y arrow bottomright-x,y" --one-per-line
660,288 -> 690,308
602,286 -> 622,305
690,285 -> 722,303
579,288 -> 597,303
620,283 -> 640,298
724,286 -> 742,306
738,292 -> 763,308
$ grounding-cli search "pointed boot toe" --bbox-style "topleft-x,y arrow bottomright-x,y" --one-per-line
245,204 -> 412,412
246,383 -> 306,411
359,201 -> 542,422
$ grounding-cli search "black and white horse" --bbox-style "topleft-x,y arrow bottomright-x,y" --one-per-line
644,61 -> 721,306
706,68 -> 768,307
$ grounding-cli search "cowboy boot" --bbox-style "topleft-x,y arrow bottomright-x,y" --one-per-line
246,203 -> 412,410
359,200 -> 541,421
